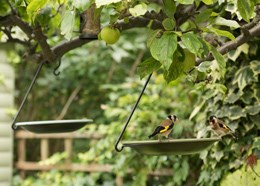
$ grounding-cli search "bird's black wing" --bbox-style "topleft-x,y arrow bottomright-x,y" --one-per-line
148,126 -> 165,138
218,120 -> 232,132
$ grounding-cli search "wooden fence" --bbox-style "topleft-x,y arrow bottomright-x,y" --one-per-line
15,130 -> 172,185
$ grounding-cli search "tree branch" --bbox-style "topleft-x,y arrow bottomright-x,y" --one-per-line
10,15 -> 33,39
33,24 -> 56,62
52,38 -> 95,59
196,23 -> 260,66
115,16 -> 163,30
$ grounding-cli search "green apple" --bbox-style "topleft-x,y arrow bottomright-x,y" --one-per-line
100,26 -> 120,44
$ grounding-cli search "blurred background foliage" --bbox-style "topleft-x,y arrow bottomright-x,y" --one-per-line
11,26 -> 260,185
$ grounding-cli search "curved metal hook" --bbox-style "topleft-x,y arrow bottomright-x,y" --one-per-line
115,142 -> 125,152
114,73 -> 153,152
53,59 -> 61,76
12,61 -> 45,130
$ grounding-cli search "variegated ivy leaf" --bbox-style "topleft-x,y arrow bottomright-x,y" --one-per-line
95,0 -> 121,8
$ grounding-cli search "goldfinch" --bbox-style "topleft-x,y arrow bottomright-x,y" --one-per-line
148,114 -> 177,140
209,115 -> 237,139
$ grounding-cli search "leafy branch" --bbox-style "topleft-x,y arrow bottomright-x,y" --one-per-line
196,6 -> 260,66
0,1 -> 260,68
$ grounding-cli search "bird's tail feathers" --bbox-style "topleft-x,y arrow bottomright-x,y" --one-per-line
230,132 -> 238,140
148,133 -> 157,139
148,131 -> 160,139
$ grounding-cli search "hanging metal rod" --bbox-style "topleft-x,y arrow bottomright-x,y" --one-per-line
115,73 -> 153,152
11,61 -> 45,130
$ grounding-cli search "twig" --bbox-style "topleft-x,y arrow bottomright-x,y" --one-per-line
56,86 -> 82,120
129,49 -> 145,77
2,28 -> 30,46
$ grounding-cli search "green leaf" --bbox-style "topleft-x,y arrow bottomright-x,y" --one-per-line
60,10 -> 76,40
177,0 -> 194,5
237,0 -> 254,22
241,89 -> 253,104
150,32 -> 177,70
181,32 -> 204,56
27,0 -> 49,20
0,2 -> 10,16
250,115 -> 260,128
221,160 -> 260,186
137,57 -> 161,79
224,92 -> 240,104
163,49 -> 185,82
183,49 -> 195,72
72,0 -> 91,11
233,66 -> 255,91
244,104 -> 260,115
162,18 -> 175,30
229,105 -> 246,120
147,29 -> 162,48
214,17 -> 240,29
189,99 -> 205,120
208,83 -> 227,94
250,60 -> 260,76
129,3 -> 147,17
210,46 -> 226,78
209,27 -> 235,40
15,0 -> 23,6
228,43 -> 249,61
96,0 -> 121,8
35,6 -> 52,26
195,9 -> 213,23
201,0 -> 214,5
212,151 -> 224,162
252,137 -> 260,150
253,84 -> 260,102
196,61 -> 211,72
163,0 -> 176,18
198,170 -> 210,184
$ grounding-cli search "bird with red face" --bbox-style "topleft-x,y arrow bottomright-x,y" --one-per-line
209,115 -> 237,140
148,114 -> 178,141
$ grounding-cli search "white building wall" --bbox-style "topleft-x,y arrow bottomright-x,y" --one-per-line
0,50 -> 14,186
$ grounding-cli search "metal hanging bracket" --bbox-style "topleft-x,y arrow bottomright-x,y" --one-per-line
53,59 -> 61,76
12,61 -> 45,130
115,73 -> 153,152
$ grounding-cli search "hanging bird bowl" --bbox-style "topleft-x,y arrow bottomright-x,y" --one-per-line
114,74 -> 220,155
11,60 -> 93,134
15,119 -> 93,134
122,138 -> 221,156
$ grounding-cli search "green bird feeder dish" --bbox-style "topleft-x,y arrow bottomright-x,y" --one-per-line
11,60 -> 93,133
115,73 -> 220,155
15,119 -> 93,134
122,138 -> 221,156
